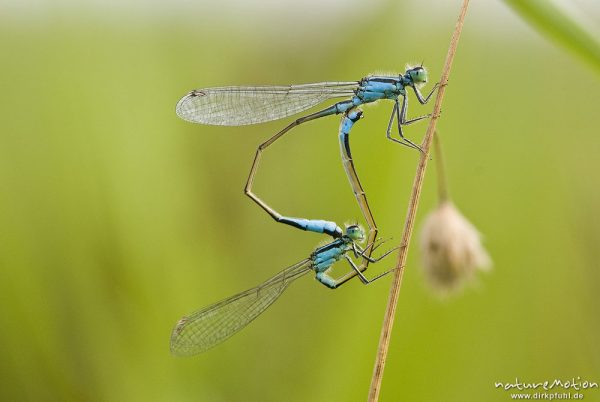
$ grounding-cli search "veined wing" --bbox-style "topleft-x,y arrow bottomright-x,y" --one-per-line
170,258 -> 312,356
175,81 -> 359,126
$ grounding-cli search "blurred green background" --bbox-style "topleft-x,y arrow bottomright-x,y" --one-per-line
1,0 -> 599,401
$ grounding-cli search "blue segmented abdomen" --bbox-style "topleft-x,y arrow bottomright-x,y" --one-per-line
315,271 -> 337,288
340,109 -> 362,134
278,217 -> 342,238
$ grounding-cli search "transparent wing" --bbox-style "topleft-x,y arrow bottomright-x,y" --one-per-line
170,259 -> 312,356
175,81 -> 359,126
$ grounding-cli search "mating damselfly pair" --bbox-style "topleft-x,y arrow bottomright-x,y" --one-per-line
170,66 -> 438,356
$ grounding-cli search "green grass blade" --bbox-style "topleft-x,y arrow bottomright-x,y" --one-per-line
504,0 -> 600,72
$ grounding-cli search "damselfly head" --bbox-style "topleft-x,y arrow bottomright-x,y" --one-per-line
405,66 -> 428,86
344,224 -> 365,243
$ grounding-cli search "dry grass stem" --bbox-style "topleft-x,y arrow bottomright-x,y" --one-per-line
367,1 -> 471,400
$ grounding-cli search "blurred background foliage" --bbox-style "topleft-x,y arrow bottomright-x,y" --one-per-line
1,0 -> 599,401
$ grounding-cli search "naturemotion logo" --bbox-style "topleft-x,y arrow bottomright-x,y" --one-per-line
495,377 -> 598,400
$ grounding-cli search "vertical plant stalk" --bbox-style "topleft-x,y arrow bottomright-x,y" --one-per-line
433,134 -> 450,203
367,1 -> 470,401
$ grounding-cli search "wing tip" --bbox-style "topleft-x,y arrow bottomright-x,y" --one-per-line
175,93 -> 200,122
169,316 -> 199,357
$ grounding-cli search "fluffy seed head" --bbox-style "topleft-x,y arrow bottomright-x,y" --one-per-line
419,201 -> 491,295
